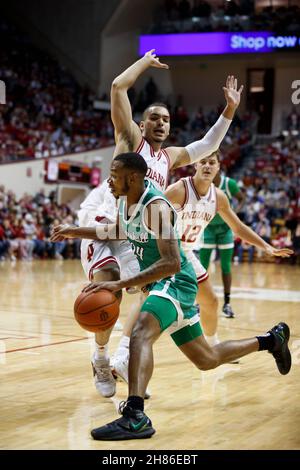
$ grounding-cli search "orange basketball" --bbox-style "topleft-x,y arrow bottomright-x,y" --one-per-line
74,289 -> 119,332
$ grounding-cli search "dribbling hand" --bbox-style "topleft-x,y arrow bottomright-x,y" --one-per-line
82,281 -> 122,293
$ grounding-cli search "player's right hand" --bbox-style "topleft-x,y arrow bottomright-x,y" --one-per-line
144,49 -> 169,69
82,281 -> 122,293
265,245 -> 294,257
50,224 -> 75,241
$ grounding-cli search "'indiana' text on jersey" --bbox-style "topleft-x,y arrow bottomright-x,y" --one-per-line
181,209 -> 213,222
146,168 -> 165,190
135,138 -> 170,191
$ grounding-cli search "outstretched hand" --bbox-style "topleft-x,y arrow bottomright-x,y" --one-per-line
223,75 -> 244,109
265,246 -> 294,258
50,224 -> 76,242
144,49 -> 169,69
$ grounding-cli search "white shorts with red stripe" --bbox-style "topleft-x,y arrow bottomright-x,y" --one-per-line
184,249 -> 209,284
81,238 -> 140,282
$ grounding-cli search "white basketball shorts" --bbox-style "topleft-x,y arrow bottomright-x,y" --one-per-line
184,249 -> 209,284
81,238 -> 140,282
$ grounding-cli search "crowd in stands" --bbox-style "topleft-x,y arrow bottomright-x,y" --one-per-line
0,18 -> 114,164
229,132 -> 300,264
1,13 -> 299,264
150,0 -> 300,34
0,185 -> 80,261
1,126 -> 299,263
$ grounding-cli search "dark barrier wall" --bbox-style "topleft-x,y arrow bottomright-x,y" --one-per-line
3,0 -> 120,89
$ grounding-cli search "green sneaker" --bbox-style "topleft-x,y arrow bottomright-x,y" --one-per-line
91,401 -> 155,441
268,322 -> 291,375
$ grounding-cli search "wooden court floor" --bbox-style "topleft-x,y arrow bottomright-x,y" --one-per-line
0,259 -> 299,450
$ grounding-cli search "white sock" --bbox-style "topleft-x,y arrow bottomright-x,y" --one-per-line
205,333 -> 220,347
116,335 -> 130,357
94,342 -> 109,361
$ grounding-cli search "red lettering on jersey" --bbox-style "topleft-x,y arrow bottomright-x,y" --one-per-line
181,225 -> 202,243
146,168 -> 165,190
182,211 -> 212,221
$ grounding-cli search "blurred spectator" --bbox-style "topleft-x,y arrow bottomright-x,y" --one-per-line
0,185 -> 80,261
236,239 -> 255,264
291,220 -> 300,265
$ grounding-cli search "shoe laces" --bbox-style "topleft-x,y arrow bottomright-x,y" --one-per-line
118,400 -> 130,415
94,359 -> 113,383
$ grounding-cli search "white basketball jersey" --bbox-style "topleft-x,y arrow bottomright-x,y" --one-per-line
136,138 -> 170,192
78,139 -> 171,227
77,180 -> 118,226
177,177 -> 217,251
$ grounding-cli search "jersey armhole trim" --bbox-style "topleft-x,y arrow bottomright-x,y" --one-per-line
179,179 -> 189,211
135,138 -> 145,154
214,185 -> 218,216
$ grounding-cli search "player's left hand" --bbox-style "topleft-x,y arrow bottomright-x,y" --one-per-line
223,75 -> 243,109
144,49 -> 169,69
82,281 -> 122,293
265,246 -> 294,257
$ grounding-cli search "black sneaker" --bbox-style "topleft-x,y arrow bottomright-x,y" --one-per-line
91,401 -> 155,441
268,322 -> 291,375
222,303 -> 235,318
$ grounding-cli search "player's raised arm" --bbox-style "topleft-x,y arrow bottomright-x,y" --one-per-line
111,50 -> 169,149
167,75 -> 243,169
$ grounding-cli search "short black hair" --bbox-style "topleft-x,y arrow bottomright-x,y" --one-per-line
142,102 -> 169,120
113,153 -> 148,177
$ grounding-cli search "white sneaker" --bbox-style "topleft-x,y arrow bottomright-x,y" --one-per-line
111,354 -> 129,383
111,354 -> 151,399
91,354 -> 116,398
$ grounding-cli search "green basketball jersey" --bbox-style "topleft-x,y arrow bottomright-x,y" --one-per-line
209,175 -> 240,227
118,180 -> 197,289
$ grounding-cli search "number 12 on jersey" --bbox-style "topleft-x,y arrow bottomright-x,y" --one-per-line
181,224 -> 202,243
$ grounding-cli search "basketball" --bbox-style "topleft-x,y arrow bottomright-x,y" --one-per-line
74,289 -> 120,332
